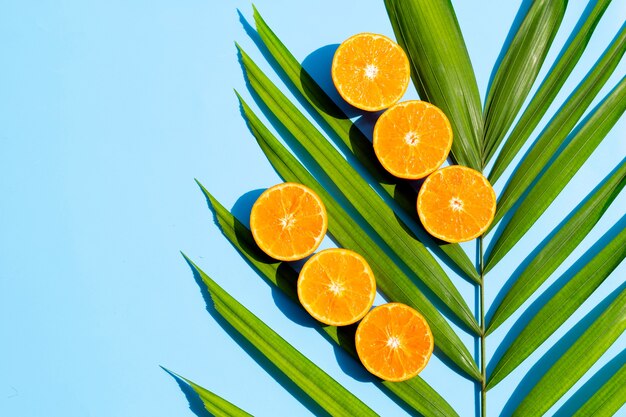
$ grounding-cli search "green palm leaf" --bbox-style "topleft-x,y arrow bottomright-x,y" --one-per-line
252,7 -> 479,284
489,24 -> 626,231
183,255 -> 379,417
572,362 -> 626,417
482,0 -> 567,165
238,47 -> 479,335
486,75 -> 626,271
512,285 -> 626,416
197,181 -> 460,417
487,160 -> 626,334
164,369 -> 253,417
487,224 -> 626,390
237,94 -> 481,381
385,0 -> 482,170
488,0 -> 612,183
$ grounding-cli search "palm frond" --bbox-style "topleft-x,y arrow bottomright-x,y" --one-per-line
238,46 -> 480,335
252,7 -> 479,283
487,160 -> 626,334
512,285 -> 626,416
486,75 -> 626,271
489,24 -> 626,232
196,181 -> 460,417
482,0 -> 567,165
571,362 -> 626,417
164,368 -> 253,417
237,94 -> 481,381
489,0 -> 613,183
487,224 -> 626,389
385,0 -> 483,170
183,255 -> 380,417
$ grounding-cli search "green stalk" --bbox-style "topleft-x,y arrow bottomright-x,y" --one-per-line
479,236 -> 486,417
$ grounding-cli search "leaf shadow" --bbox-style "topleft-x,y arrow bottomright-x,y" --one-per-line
197,186 -> 439,416
300,43 -> 360,119
200,185 -> 380,383
181,254 -> 332,417
237,82 -> 481,339
551,348 -> 626,417
488,213 -> 626,376
238,9 -> 480,286
498,282 -> 626,417
486,161 -> 626,326
237,10 -> 409,208
230,190 -> 319,329
161,368 -> 213,417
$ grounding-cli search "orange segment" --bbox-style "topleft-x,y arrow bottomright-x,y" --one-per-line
373,100 -> 453,179
417,166 -> 496,243
250,183 -> 328,261
355,303 -> 434,382
331,33 -> 410,111
298,248 -> 376,326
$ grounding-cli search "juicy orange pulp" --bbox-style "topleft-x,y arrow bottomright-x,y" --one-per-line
298,248 -> 376,326
373,100 -> 453,179
355,303 -> 434,382
250,182 -> 328,261
331,33 -> 410,111
417,166 -> 496,243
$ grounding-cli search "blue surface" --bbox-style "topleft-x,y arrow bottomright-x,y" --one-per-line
1,1 -> 625,416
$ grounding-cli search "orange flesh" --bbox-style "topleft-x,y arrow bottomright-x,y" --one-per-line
355,303 -> 433,381
417,166 -> 496,243
250,183 -> 327,261
298,249 -> 376,326
331,33 -> 410,111
374,100 -> 453,179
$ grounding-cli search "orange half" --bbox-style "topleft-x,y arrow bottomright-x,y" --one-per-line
417,166 -> 496,243
331,33 -> 410,111
250,183 -> 328,261
298,248 -> 376,326
355,303 -> 434,382
373,100 -> 453,179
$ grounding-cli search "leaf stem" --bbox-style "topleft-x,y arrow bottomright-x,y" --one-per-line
479,235 -> 486,417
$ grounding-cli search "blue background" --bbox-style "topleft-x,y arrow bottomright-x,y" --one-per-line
1,1 -> 625,416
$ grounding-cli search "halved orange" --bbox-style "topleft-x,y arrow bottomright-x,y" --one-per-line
417,166 -> 496,243
355,303 -> 434,381
250,183 -> 328,261
331,33 -> 410,111
297,248 -> 376,326
373,100 -> 453,179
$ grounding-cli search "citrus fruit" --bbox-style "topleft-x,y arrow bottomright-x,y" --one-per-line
250,183 -> 328,261
355,303 -> 434,382
331,33 -> 410,111
297,248 -> 376,326
373,100 -> 453,179
417,166 -> 496,243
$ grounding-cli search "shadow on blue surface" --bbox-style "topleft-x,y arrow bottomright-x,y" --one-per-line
161,367 -> 213,417
237,8 -> 483,288
196,183 -> 430,414
488,213 -> 626,378
236,83 -> 485,365
552,348 -> 626,417
499,282 -> 626,416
